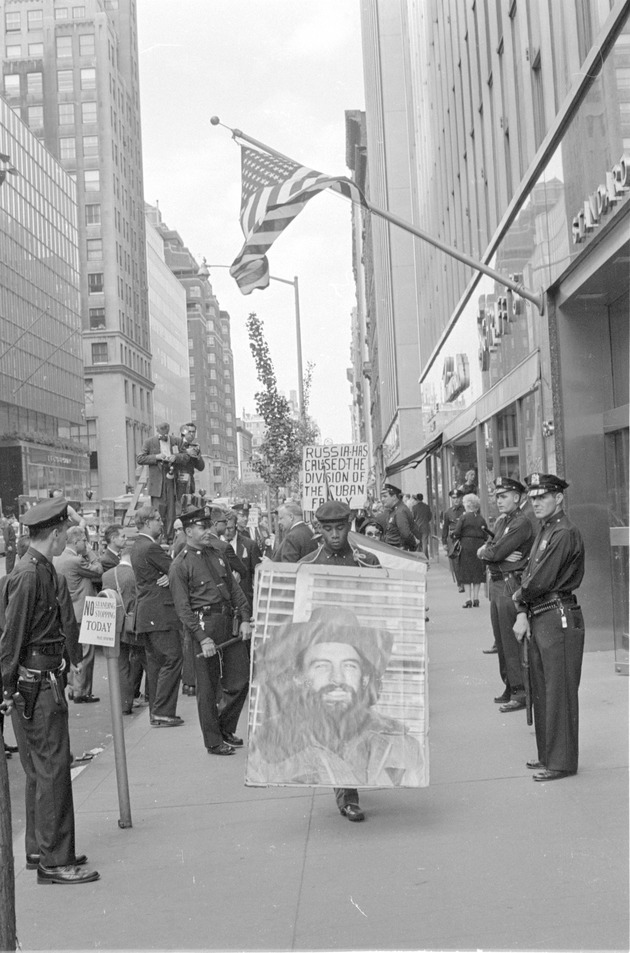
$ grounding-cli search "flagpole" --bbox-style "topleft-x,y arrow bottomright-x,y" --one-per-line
210,118 -> 544,315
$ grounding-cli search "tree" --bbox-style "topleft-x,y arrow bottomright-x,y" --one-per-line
246,313 -> 319,500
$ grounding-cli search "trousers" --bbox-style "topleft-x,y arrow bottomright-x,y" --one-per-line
143,629 -> 183,718
67,642 -> 96,699
334,787 -> 360,810
489,578 -> 524,696
192,614 -> 249,749
118,642 -> 146,713
529,602 -> 585,772
11,683 -> 76,866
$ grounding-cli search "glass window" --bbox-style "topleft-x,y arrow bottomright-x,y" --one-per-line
55,8 -> 69,19
87,238 -> 102,260
84,169 -> 100,191
83,135 -> 98,156
88,272 -> 104,293
5,12 -> 21,32
28,10 -> 43,29
26,71 -> 42,94
56,35 -> 72,58
89,308 -> 105,329
58,102 -> 74,124
79,34 -> 94,56
57,69 -> 73,91
85,204 -> 101,225
81,101 -> 97,123
91,343 -> 108,364
27,105 -> 43,128
28,42 -> 43,56
3,74 -> 20,95
80,67 -> 95,89
73,6 -> 86,17
59,137 -> 76,159
6,45 -> 21,58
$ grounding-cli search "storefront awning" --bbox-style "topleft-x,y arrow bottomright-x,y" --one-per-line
385,434 -> 443,477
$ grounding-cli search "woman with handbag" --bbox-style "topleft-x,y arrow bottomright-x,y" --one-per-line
451,494 -> 490,608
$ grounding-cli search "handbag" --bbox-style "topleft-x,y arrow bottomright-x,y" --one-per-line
447,537 -> 461,559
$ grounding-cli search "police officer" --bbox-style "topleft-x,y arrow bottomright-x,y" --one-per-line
169,508 -> 252,756
442,488 -> 465,593
300,499 -> 380,822
0,498 -> 99,884
380,484 -> 419,551
477,477 -> 534,711
512,474 -> 585,782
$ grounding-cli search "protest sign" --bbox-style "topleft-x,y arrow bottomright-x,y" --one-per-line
301,443 -> 369,511
79,594 -> 117,648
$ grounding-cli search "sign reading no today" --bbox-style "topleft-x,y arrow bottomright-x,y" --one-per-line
79,595 -> 117,647
301,443 -> 369,511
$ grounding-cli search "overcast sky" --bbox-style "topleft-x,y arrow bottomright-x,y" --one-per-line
137,1 -> 365,442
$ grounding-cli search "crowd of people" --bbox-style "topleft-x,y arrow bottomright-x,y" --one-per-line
0,465 -> 586,885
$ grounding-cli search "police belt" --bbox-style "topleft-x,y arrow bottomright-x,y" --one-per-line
528,592 -> 577,617
18,658 -> 66,680
198,603 -> 232,616
488,569 -> 523,583
25,641 -> 65,657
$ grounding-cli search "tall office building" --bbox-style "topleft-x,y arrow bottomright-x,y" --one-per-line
1,0 -> 152,499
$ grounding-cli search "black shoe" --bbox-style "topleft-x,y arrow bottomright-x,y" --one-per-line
27,853 -> 87,871
462,600 -> 473,608
4,743 -> 18,754
526,759 -> 544,769
499,699 -> 526,713
494,690 -> 511,704
221,732 -> 243,748
207,743 -> 235,756
340,804 -> 365,822
472,599 -> 480,607
150,715 -> 184,727
73,695 -> 100,704
37,864 -> 99,885
482,645 -> 498,654
533,769 -> 576,782
458,586 -> 465,593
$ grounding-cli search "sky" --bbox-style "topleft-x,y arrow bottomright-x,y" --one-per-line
136,0 -> 366,443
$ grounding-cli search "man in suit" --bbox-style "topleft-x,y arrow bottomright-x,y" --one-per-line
224,513 -> 261,606
272,501 -> 317,563
100,524 -> 126,572
137,422 -> 190,543
54,525 -> 103,704
176,422 -> 205,510
130,505 -> 183,727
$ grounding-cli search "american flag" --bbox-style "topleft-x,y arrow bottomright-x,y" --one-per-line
229,146 -> 367,295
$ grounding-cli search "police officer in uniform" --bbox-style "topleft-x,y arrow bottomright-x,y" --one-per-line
169,508 -> 252,755
512,474 -> 585,782
0,498 -> 99,884
477,477 -> 534,711
300,499 -> 380,822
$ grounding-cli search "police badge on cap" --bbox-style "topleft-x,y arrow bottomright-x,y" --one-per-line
494,476 -> 526,494
525,472 -> 569,497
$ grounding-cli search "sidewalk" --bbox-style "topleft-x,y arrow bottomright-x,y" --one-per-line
12,561 -> 629,952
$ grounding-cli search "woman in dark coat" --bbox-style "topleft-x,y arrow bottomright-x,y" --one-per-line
451,494 -> 489,607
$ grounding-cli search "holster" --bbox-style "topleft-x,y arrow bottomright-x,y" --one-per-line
503,571 -> 523,597
16,677 -> 41,720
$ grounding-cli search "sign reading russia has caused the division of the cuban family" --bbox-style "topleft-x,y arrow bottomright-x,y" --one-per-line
301,443 -> 369,511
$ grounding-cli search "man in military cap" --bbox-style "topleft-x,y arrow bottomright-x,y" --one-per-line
477,477 -> 535,711
512,474 -> 585,782
169,508 -> 252,755
380,483 -> 420,551
442,488 -> 466,593
0,497 -> 99,884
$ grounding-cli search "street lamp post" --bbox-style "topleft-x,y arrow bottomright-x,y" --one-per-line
201,262 -> 304,417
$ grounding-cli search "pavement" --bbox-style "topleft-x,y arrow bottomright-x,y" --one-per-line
9,560 -> 629,953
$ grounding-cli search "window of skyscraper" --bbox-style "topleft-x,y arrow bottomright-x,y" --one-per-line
4,74 -> 20,95
28,42 -> 44,56
27,105 -> 43,128
84,169 -> 100,191
87,238 -> 102,260
6,45 -> 21,58
79,34 -> 95,56
55,8 -> 69,19
5,11 -> 21,32
26,71 -> 42,94
89,308 -> 105,329
91,343 -> 108,364
58,102 -> 74,124
27,10 -> 43,30
57,69 -> 73,91
85,204 -> 101,225
81,101 -> 97,123
59,137 -> 76,159
73,6 -> 86,17
88,273 -> 104,293
80,67 -> 96,89
56,35 -> 72,58
83,135 -> 98,155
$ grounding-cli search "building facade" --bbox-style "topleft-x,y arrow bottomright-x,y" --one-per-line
359,0 -> 629,668
0,96 -> 88,511
2,0 -> 152,500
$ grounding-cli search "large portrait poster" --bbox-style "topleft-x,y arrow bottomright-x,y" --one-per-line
246,562 -> 428,788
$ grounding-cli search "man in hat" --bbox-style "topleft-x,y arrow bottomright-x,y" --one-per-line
169,508 -> 252,755
0,497 -> 99,884
477,477 -> 535,711
512,474 -> 585,782
247,605 -> 423,791
380,484 -> 420,551
442,488 -> 465,593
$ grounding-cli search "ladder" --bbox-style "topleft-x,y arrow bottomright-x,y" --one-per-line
122,466 -> 148,527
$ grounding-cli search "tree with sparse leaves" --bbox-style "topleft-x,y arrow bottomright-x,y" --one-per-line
246,313 -> 319,500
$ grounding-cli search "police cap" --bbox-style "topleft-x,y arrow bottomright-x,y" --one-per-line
525,472 -> 569,497
20,497 -> 69,531
494,476 -> 526,495
381,483 -> 402,497
448,487 -> 464,499
315,500 -> 351,523
180,507 -> 213,529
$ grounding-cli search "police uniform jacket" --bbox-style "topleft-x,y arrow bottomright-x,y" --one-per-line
441,503 -> 464,544
515,511 -> 584,609
130,532 -> 181,633
384,500 -> 418,551
0,548 -> 81,696
169,543 -> 251,645
480,509 -> 534,579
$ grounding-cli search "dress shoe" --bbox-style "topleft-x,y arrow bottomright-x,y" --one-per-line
340,804 -> 365,822
494,690 -> 511,704
73,695 -> 100,704
122,709 -> 133,715
533,768 -> 576,782
221,732 -> 243,748
526,759 -> 544,769
458,585 -> 465,593
207,742 -> 235,756
4,750 -> 10,759
37,863 -> 99,885
482,645 -> 498,654
499,699 -> 526,713
27,853 -> 87,870
150,715 -> 184,727
4,743 -> 18,754
462,600 -> 473,608
472,599 -> 480,607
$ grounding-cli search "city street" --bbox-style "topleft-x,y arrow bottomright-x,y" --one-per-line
8,560 -> 629,953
